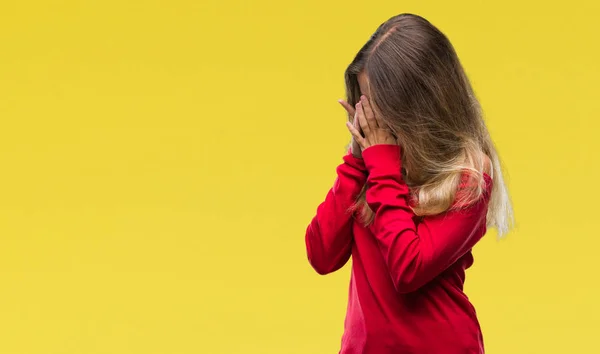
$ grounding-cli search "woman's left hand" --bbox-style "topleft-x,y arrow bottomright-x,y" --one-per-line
345,95 -> 396,151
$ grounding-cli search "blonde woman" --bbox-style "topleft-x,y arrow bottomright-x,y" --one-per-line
305,13 -> 513,353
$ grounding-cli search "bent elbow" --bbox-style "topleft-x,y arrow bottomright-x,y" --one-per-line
305,242 -> 336,275
309,261 -> 336,275
307,251 -> 347,275
305,226 -> 351,276
388,261 -> 428,294
392,275 -> 426,294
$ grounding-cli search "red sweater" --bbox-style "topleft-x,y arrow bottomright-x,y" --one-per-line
305,144 -> 492,354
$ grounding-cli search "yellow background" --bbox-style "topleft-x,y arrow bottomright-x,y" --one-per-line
0,1 -> 598,353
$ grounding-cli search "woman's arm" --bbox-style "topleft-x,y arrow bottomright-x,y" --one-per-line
362,144 -> 491,293
305,151 -> 367,275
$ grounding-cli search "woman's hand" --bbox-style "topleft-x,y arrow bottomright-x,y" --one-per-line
338,99 -> 363,159
345,95 -> 396,151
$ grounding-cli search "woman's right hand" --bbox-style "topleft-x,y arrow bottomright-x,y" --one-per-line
338,99 -> 362,159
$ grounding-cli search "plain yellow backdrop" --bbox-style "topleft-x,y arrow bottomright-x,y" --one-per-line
1,1 -> 599,353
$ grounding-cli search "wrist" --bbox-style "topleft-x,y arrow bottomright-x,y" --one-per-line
344,149 -> 367,172
362,144 -> 402,176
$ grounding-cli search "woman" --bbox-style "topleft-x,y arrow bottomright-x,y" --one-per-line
305,13 -> 513,353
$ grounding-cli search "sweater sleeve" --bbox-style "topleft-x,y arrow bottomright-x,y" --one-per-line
305,151 -> 367,275
362,144 -> 491,293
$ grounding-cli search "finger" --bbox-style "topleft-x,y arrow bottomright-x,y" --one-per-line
355,102 -> 371,137
352,113 -> 361,129
360,95 -> 379,128
352,113 -> 365,137
346,122 -> 366,148
338,99 -> 356,118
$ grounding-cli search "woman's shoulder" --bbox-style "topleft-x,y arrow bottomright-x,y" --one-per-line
454,154 -> 493,208
459,154 -> 492,184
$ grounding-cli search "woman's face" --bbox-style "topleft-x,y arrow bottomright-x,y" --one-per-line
357,71 -> 399,144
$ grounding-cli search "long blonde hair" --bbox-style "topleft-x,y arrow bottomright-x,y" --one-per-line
346,14 -> 513,236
